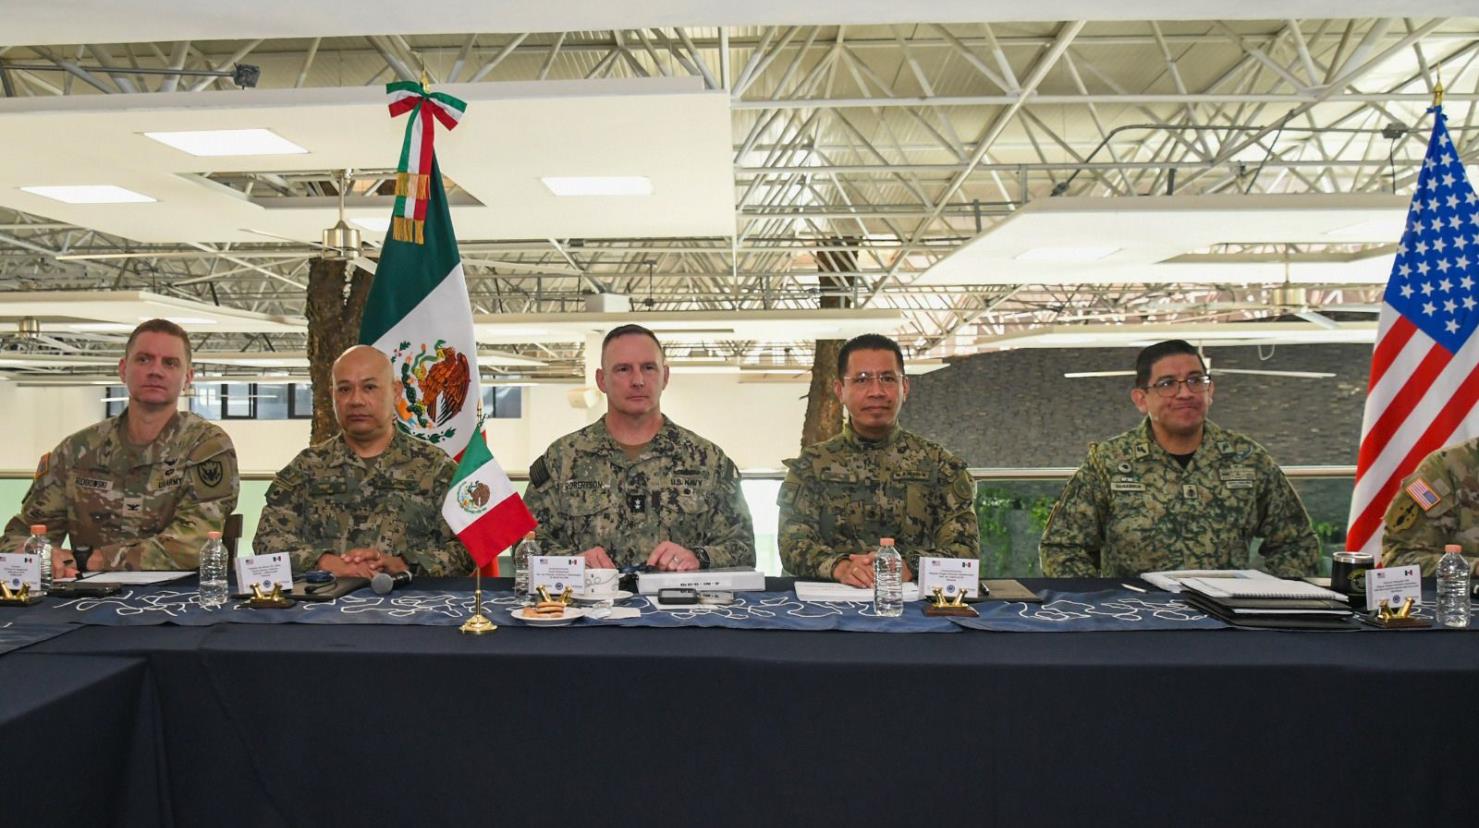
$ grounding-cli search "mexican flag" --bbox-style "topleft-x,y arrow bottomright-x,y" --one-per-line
443,423 -> 537,570
360,81 -> 534,573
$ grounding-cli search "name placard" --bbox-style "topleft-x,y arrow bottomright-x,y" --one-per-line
1366,565 -> 1422,612
530,556 -> 585,596
234,553 -> 293,594
0,552 -> 43,592
918,556 -> 980,599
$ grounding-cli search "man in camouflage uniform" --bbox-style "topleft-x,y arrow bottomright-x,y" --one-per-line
1040,339 -> 1319,578
254,345 -> 471,577
4,319 -> 238,572
778,334 -> 978,585
524,325 -> 754,570
1382,436 -> 1479,574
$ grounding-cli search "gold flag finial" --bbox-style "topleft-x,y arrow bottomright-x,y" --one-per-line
1433,81 -> 1444,108
420,68 -> 431,91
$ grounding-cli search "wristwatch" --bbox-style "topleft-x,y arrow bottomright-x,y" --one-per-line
691,546 -> 711,569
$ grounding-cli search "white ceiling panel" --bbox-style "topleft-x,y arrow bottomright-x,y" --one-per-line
978,321 -> 1377,349
920,193 -> 1409,286
7,1 -> 1471,45
0,290 -> 303,333
0,78 -> 733,243
473,308 -> 906,344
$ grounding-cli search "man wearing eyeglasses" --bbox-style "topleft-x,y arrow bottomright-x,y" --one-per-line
523,325 -> 755,571
1039,339 -> 1319,578
778,333 -> 979,585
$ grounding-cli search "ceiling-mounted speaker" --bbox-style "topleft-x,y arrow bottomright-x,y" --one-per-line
566,386 -> 602,409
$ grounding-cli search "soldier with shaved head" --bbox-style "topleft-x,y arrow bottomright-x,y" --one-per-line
254,345 -> 472,577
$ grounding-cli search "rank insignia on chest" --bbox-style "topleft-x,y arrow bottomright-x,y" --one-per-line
1182,484 -> 1198,500
627,493 -> 647,513
124,496 -> 145,514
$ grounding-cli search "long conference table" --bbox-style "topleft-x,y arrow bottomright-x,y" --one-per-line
4,577 -> 1478,827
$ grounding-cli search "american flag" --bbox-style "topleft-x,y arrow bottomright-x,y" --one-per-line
1347,106 -> 1479,556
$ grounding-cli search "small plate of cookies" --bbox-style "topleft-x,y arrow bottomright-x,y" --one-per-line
511,603 -> 587,627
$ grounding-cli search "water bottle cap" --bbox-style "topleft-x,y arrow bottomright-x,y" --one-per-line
207,531 -> 222,540
1445,544 -> 1462,553
879,538 -> 895,546
29,524 -> 46,534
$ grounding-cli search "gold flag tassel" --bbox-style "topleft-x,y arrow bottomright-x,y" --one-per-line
391,217 -> 426,244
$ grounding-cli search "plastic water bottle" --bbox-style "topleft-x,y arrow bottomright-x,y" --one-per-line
873,537 -> 904,617
513,532 -> 539,597
1436,543 -> 1471,629
23,524 -> 52,596
199,530 -> 228,609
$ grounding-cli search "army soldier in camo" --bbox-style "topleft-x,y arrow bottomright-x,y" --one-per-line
524,325 -> 754,570
4,319 -> 238,573
1040,339 -> 1319,578
778,334 -> 979,585
1382,436 -> 1479,574
254,345 -> 472,577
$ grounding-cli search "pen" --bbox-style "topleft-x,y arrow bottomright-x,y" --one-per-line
1120,582 -> 1147,593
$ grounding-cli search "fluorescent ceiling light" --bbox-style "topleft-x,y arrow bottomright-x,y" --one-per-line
1015,247 -> 1119,263
541,176 -> 653,197
143,128 -> 308,157
351,216 -> 392,233
22,185 -> 155,204
69,322 -> 134,332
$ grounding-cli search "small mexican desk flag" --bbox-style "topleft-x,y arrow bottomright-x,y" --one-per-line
359,80 -> 535,573
444,421 -> 537,571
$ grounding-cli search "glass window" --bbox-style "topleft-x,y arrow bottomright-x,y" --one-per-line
104,385 -> 127,418
493,386 -> 523,419
481,385 -> 524,419
191,384 -> 223,420
223,383 -> 254,419
289,383 -> 313,419
256,384 -> 289,420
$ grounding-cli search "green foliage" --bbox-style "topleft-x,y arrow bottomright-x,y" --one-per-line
974,487 -> 1057,578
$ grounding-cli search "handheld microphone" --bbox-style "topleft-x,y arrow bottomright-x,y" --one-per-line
371,570 -> 413,595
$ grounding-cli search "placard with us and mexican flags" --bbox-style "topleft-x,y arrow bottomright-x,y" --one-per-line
359,80 -> 535,574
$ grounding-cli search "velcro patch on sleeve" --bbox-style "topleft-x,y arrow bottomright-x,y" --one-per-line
1405,477 -> 1441,512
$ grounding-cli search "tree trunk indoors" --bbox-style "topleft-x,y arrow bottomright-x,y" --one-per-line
304,257 -> 374,445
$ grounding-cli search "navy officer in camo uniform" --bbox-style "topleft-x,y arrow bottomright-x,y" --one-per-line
1039,339 -> 1319,578
4,318 -> 238,574
523,325 -> 755,571
777,333 -> 979,586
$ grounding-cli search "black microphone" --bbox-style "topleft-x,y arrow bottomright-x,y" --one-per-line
371,570 -> 413,595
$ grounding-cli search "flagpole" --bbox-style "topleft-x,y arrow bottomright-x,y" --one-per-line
461,568 -> 497,635
461,401 -> 497,635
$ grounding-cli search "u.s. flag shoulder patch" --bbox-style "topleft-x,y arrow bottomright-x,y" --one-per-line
1405,478 -> 1441,511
